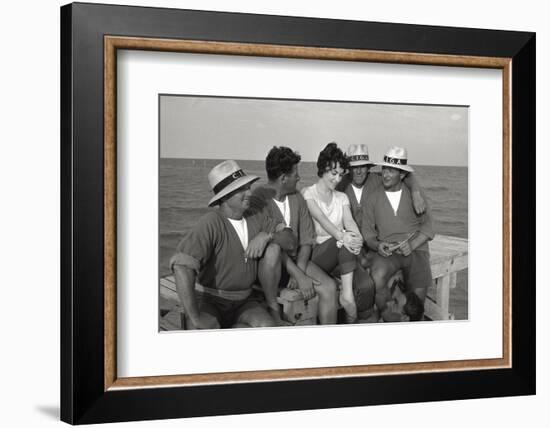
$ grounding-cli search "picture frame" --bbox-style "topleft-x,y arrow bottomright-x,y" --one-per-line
60,2 -> 535,424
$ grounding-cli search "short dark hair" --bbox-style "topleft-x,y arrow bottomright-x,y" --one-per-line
316,142 -> 349,178
265,146 -> 301,181
403,291 -> 425,321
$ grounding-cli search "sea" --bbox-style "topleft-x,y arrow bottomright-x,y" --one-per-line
160,158 -> 468,319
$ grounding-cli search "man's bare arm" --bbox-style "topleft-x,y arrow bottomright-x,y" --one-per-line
403,173 -> 426,215
295,244 -> 311,273
173,265 -> 201,325
283,252 -> 318,300
173,264 -> 219,329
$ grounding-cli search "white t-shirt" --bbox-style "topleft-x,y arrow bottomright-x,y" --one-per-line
385,189 -> 402,215
227,217 -> 248,250
272,196 -> 291,227
301,184 -> 350,244
351,184 -> 364,204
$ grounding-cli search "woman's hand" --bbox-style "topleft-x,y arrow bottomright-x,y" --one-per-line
342,231 -> 362,247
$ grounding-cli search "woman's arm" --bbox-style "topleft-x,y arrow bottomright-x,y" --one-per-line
304,198 -> 344,241
342,204 -> 361,236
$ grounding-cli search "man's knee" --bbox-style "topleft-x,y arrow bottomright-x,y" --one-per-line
249,313 -> 276,328
260,243 -> 281,269
371,266 -> 392,290
315,277 -> 337,300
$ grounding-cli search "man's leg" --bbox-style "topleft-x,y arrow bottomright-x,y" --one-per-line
404,250 -> 432,304
185,293 -> 222,329
258,243 -> 283,323
353,264 -> 376,318
304,261 -> 338,324
338,246 -> 358,323
370,254 -> 402,321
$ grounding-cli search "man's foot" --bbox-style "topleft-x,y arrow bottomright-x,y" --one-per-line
268,305 -> 286,326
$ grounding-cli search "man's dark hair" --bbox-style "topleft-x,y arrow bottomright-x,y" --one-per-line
265,146 -> 301,181
316,142 -> 349,178
404,291 -> 425,321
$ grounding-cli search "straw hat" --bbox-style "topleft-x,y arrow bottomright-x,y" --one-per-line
376,146 -> 414,172
207,160 -> 260,207
346,144 -> 376,167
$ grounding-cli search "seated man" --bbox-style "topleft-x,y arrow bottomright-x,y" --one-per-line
170,160 -> 296,329
337,143 -> 427,320
362,146 -> 434,322
248,146 -> 338,325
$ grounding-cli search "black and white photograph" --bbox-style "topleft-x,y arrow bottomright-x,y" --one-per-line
159,95 -> 469,330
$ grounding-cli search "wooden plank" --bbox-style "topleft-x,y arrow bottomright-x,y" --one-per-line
430,254 -> 468,278
424,297 -> 446,321
160,309 -> 183,331
435,276 -> 451,319
161,276 -> 177,293
160,277 -> 179,305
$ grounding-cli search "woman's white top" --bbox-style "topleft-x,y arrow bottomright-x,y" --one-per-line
302,184 -> 350,244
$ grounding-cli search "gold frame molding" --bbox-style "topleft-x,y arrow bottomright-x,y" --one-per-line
103,36 -> 512,391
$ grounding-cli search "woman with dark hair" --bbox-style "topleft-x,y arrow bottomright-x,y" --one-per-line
301,142 -> 363,323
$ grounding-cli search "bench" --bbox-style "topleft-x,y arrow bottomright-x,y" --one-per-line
159,234 -> 468,329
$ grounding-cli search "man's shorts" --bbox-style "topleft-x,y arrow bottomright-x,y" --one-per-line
191,290 -> 266,329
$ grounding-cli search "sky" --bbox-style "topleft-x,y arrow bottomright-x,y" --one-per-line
160,95 -> 468,166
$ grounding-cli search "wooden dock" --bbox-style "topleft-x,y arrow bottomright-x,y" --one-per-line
159,234 -> 468,329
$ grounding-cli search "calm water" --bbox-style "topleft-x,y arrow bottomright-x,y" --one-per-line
160,158 -> 469,319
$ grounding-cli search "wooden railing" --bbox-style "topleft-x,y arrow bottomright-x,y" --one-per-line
425,235 -> 468,320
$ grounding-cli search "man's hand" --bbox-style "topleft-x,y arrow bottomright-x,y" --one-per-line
296,275 -> 319,300
395,241 -> 412,257
287,277 -> 298,289
412,190 -> 426,215
245,232 -> 272,259
377,241 -> 393,257
189,312 -> 220,330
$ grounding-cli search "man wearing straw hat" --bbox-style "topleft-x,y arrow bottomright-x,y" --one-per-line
170,160 -> 296,329
362,146 -> 434,322
248,146 -> 339,325
337,144 -> 427,320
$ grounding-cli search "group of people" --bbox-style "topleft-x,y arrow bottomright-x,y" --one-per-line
170,142 -> 434,329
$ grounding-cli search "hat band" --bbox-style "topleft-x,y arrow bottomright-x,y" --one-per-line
384,155 -> 407,166
212,169 -> 247,194
349,154 -> 370,162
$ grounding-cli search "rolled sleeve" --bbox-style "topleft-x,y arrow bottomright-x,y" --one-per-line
169,252 -> 200,273
170,211 -> 217,274
419,207 -> 435,240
